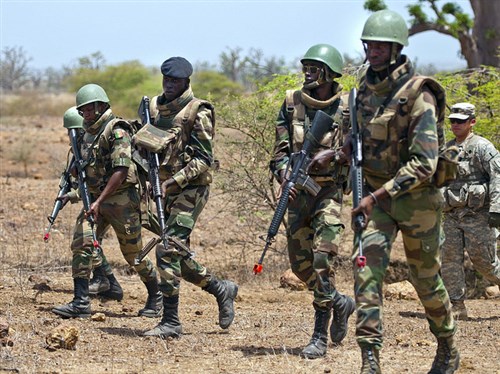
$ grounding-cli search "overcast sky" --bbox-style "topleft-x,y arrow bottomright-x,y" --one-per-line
1,0 -> 473,72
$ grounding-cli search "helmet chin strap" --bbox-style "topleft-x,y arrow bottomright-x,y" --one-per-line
370,43 -> 401,72
302,66 -> 335,90
93,102 -> 101,117
86,102 -> 108,125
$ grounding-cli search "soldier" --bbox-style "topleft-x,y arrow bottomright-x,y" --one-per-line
441,102 -> 500,320
269,44 -> 355,359
58,106 -> 124,302
136,57 -> 238,338
309,10 -> 459,373
52,84 -> 162,319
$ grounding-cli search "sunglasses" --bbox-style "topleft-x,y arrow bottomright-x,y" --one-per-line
450,118 -> 468,124
302,65 -> 322,74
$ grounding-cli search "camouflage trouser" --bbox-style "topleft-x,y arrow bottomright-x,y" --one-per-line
287,184 -> 345,310
71,186 -> 157,283
353,187 -> 456,349
78,216 -> 113,275
441,209 -> 500,301
156,185 -> 211,296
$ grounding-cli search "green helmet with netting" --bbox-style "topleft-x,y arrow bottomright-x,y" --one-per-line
75,84 -> 110,109
361,9 -> 409,46
301,44 -> 344,77
63,106 -> 83,129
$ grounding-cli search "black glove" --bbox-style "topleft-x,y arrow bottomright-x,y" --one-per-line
488,212 -> 500,228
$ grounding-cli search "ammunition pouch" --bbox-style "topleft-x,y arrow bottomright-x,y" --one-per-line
132,123 -> 179,154
433,146 -> 459,188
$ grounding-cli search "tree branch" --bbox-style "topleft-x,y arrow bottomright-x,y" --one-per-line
408,22 -> 454,37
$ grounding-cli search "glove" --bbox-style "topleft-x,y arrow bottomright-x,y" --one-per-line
488,212 -> 500,228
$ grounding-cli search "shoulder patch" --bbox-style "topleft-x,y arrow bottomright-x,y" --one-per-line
113,128 -> 126,139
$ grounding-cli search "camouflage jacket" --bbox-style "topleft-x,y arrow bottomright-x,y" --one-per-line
270,83 -> 346,184
443,133 -> 500,213
356,56 -> 443,198
81,109 -> 137,196
150,88 -> 215,188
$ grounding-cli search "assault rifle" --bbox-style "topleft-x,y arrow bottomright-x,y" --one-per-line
349,88 -> 366,269
133,96 -> 192,265
253,110 -> 334,274
69,127 -> 102,254
43,155 -> 75,242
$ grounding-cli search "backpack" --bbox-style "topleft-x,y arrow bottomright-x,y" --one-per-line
395,76 -> 459,187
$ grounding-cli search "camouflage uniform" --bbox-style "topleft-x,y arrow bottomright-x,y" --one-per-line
71,109 -> 157,283
271,86 -> 348,311
65,156 -> 117,290
140,57 -> 237,338
441,131 -> 500,302
354,56 -> 456,350
58,106 -> 122,299
148,87 -> 215,295
53,85 -> 162,319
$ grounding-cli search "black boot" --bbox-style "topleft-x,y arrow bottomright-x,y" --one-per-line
301,307 -> 331,359
331,292 -> 356,344
99,274 -> 124,301
143,295 -> 182,338
88,266 -> 110,295
428,336 -> 460,374
360,346 -> 381,374
138,279 -> 163,318
52,278 -> 91,318
203,277 -> 238,329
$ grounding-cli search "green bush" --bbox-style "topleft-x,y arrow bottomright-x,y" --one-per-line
436,66 -> 499,148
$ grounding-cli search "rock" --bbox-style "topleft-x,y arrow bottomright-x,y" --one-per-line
21,202 -> 38,212
0,337 -> 14,347
484,285 -> 500,299
0,318 -> 10,338
45,323 -> 79,351
384,280 -> 418,301
279,269 -> 306,291
91,313 -> 106,322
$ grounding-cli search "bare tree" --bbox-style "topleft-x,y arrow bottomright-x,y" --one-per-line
0,46 -> 33,90
364,0 -> 500,68
75,51 -> 106,70
219,46 -> 247,83
219,46 -> 290,91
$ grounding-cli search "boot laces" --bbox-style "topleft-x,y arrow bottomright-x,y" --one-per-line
367,350 -> 377,370
361,348 -> 379,374
436,339 -> 451,366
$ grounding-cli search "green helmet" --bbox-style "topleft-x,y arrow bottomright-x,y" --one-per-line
361,9 -> 409,46
301,44 -> 344,77
63,106 -> 83,129
75,83 -> 109,109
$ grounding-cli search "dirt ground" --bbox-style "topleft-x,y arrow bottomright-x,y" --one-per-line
0,115 -> 499,374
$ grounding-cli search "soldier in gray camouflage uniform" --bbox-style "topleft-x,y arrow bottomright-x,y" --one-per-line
441,102 -> 500,320
138,57 -> 238,338
310,10 -> 458,374
52,84 -> 162,319
269,44 -> 355,359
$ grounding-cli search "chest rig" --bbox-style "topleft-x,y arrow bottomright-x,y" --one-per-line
357,75 -> 446,180
150,96 -> 215,184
